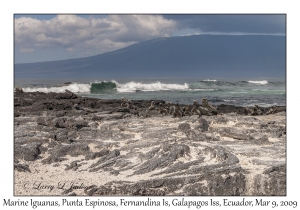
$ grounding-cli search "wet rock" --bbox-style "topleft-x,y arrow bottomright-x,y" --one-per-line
54,90 -> 77,100
15,86 -> 24,93
64,82 -> 72,85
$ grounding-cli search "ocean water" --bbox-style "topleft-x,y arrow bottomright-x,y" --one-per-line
14,78 -> 286,107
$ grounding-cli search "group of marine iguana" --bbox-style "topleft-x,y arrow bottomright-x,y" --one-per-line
121,97 -> 217,117
120,97 -> 278,118
14,86 -> 279,118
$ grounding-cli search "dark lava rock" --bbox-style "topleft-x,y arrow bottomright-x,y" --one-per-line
50,117 -> 89,130
14,164 -> 31,172
65,160 -> 81,171
133,143 -> 190,175
54,90 -> 77,100
14,142 -> 42,161
14,112 -> 21,117
52,129 -> 71,143
85,149 -> 110,160
53,143 -> 90,157
42,143 -> 90,164
89,149 -> 121,172
195,118 -> 209,132
252,164 -> 286,195
204,172 -> 245,196
42,157 -> 67,164
114,108 -> 130,113
14,90 -> 286,196
37,117 -> 53,126
216,127 -> 251,140
68,119 -> 89,130
178,123 -> 191,132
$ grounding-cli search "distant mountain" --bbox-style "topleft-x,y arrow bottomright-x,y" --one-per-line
15,35 -> 286,79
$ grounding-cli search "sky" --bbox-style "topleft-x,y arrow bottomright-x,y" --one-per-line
14,14 -> 285,64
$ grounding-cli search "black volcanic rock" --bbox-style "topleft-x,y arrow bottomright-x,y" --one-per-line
14,91 -> 286,196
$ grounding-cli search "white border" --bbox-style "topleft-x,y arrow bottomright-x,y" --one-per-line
3,0 -> 299,209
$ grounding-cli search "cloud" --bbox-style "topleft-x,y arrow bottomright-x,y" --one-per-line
14,15 -> 177,58
15,14 -> 285,63
19,47 -> 35,53
163,14 -> 285,34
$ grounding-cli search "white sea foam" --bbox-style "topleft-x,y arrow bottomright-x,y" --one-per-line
112,80 -> 189,93
202,79 -> 217,82
224,100 -> 236,102
191,89 -> 218,91
23,83 -> 91,93
244,103 -> 278,107
248,80 -> 268,85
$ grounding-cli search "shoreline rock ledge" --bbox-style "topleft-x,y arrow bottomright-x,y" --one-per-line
14,90 -> 286,196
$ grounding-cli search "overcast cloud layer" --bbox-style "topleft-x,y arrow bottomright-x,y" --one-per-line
14,14 -> 285,63
164,15 -> 285,34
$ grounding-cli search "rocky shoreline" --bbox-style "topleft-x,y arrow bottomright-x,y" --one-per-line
14,90 -> 286,196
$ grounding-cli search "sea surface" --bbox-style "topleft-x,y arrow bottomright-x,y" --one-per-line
14,78 -> 286,107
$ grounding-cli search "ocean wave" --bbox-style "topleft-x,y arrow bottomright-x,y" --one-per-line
248,80 -> 268,85
22,80 -> 190,93
202,79 -> 217,82
113,80 -> 189,93
190,88 -> 218,91
23,83 -> 91,93
21,79 -> 284,95
90,82 -> 117,93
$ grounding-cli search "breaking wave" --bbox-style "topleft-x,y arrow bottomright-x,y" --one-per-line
22,80 -> 190,93
23,83 -> 90,93
90,82 -> 117,93
113,80 -> 189,93
248,80 -> 268,85
21,79 -> 284,95
202,79 -> 217,82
